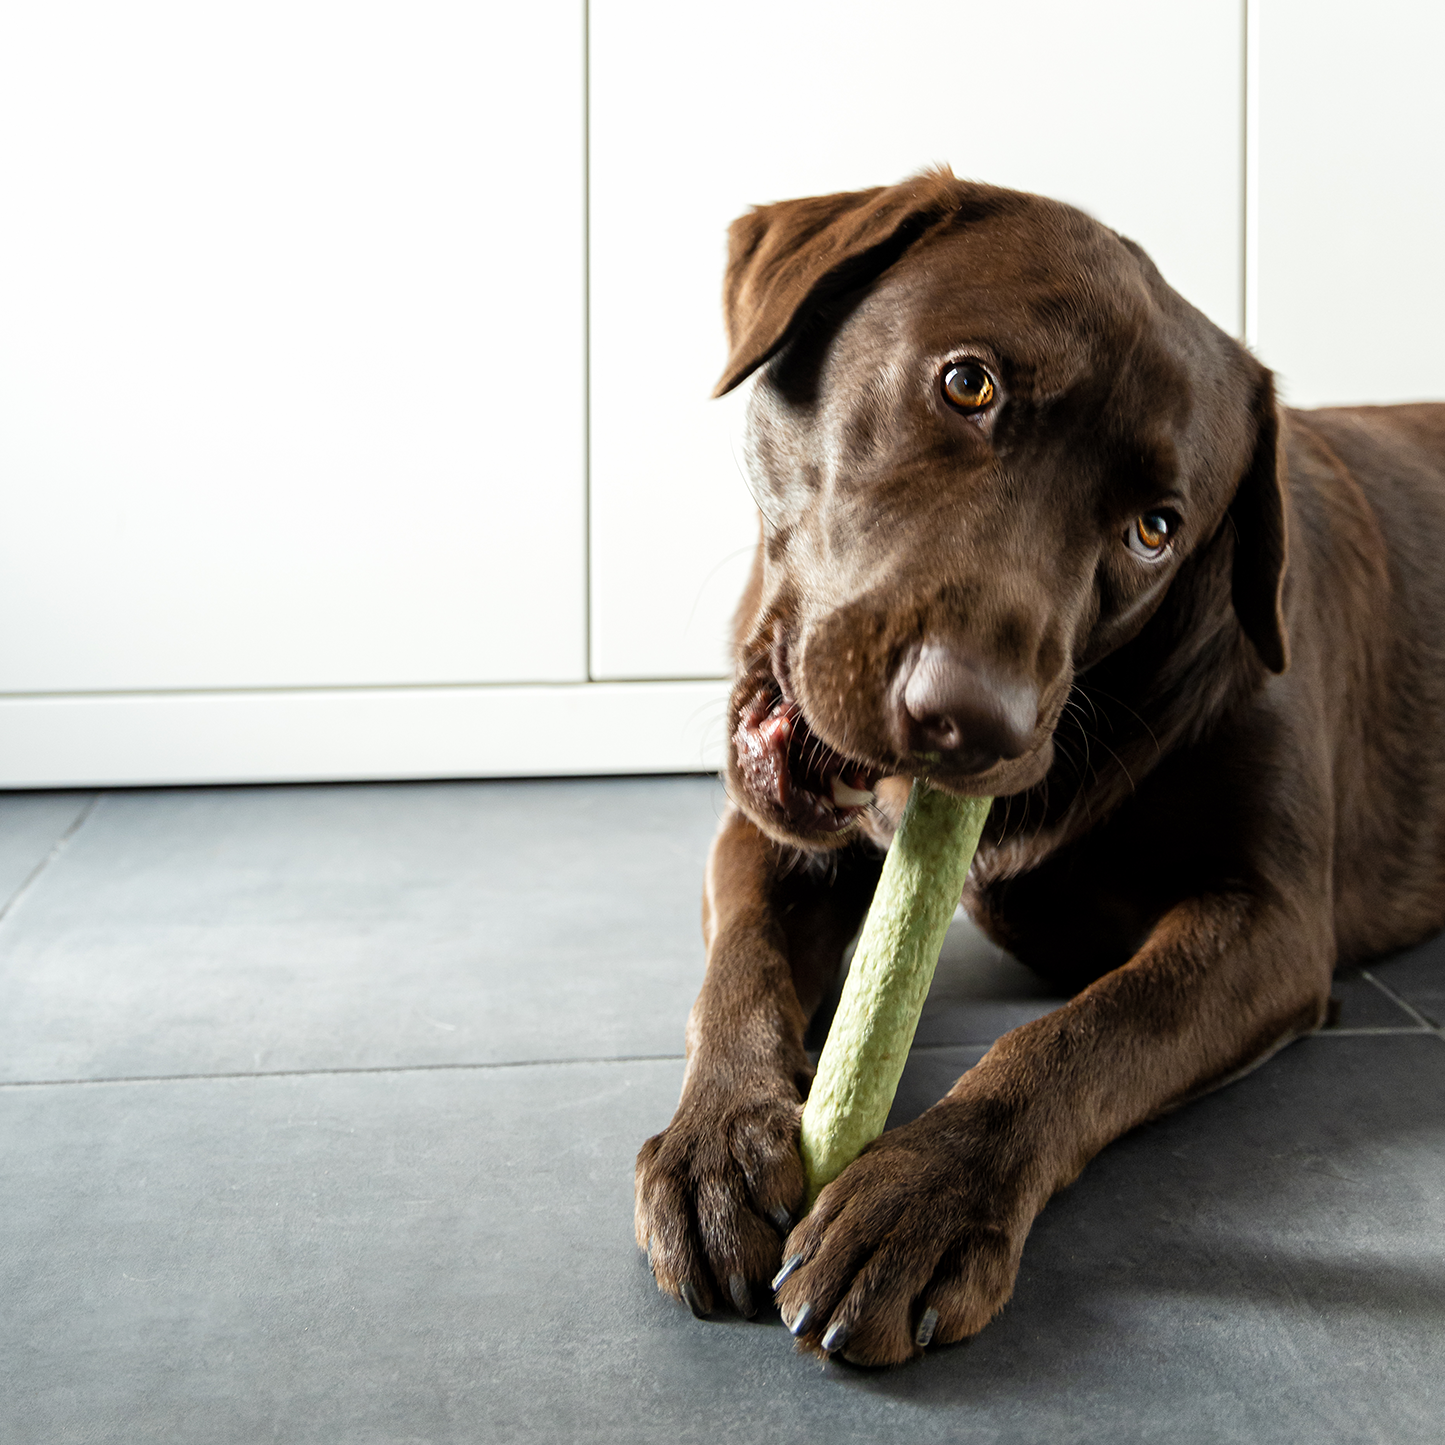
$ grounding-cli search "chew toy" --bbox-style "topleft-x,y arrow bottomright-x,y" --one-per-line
799,783 -> 992,1204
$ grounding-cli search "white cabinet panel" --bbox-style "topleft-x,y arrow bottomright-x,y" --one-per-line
1255,1 -> 1445,409
0,680 -> 729,789
589,0 -> 1246,681
0,2 -> 584,692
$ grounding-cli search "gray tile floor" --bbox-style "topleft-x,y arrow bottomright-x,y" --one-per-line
1,777 -> 1442,1444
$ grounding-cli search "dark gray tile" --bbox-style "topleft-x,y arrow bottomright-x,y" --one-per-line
4,1036 -> 1442,1445
0,778 -> 724,1082
1368,930 -> 1445,1028
886,1044 -> 990,1129
915,909 -> 1067,1046
0,791 -> 95,913
1327,964 -> 1425,1029
807,910 -> 1064,1055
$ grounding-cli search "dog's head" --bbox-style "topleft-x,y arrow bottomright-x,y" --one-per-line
717,168 -> 1288,849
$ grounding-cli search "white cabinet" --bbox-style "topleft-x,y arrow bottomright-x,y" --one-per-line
0,2 -> 586,694
588,0 -> 1248,682
1254,0 -> 1445,408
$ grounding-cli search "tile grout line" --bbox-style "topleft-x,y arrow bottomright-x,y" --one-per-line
5,1024 -> 1434,1094
1360,968 -> 1444,1038
0,792 -> 103,926
2,1043 -> 992,1091
0,1051 -> 690,1091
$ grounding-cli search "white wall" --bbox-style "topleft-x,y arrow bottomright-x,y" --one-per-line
0,1 -> 587,698
1,1 -> 1441,787
1251,0 -> 1445,408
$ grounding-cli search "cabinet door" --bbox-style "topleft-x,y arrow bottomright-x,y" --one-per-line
1254,1 -> 1445,408
0,2 -> 585,692
589,0 -> 1246,682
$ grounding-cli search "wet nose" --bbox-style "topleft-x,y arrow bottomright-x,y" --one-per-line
894,641 -> 1038,771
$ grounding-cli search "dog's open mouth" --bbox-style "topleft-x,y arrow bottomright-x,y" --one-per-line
732,678 -> 882,836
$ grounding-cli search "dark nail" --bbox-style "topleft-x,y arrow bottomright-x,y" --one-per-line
821,1318 -> 850,1354
768,1203 -> 794,1233
772,1253 -> 804,1291
915,1306 -> 939,1346
680,1280 -> 709,1319
729,1273 -> 756,1318
788,1301 -> 815,1337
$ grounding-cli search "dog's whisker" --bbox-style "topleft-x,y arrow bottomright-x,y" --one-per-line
1076,681 -> 1162,759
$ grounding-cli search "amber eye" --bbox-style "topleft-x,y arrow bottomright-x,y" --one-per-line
940,360 -> 996,412
1126,511 -> 1176,560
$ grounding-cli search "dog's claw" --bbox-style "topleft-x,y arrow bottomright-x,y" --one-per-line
729,1273 -> 756,1318
772,1253 -> 804,1291
915,1307 -> 940,1347
821,1318 -> 850,1354
680,1280 -> 710,1319
768,1203 -> 794,1233
788,1301 -> 815,1336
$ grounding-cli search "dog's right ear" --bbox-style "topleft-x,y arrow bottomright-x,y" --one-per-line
712,168 -> 967,398
1228,370 -> 1290,674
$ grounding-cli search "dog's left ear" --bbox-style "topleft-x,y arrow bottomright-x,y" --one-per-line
1228,370 -> 1290,674
712,168 -> 969,397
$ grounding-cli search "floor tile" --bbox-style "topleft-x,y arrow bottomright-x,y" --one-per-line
1368,931 -> 1445,1028
804,908 -> 1065,1054
0,778 -> 724,1082
913,909 -> 1067,1045
3,1034 -> 1442,1445
0,779 -> 1088,1085
886,1044 -> 990,1128
1328,964 -> 1426,1029
0,791 -> 94,914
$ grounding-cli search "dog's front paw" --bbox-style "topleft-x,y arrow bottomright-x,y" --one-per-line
634,1089 -> 806,1319
773,1113 -> 1027,1366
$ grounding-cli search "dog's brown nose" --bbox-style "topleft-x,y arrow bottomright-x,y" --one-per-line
895,642 -> 1037,772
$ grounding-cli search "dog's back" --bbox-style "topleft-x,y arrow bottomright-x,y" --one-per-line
1285,402 -> 1445,957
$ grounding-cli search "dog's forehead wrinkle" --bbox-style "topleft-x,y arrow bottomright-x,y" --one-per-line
745,385 -> 831,529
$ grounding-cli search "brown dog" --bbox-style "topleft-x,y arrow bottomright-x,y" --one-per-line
633,167 -> 1445,1366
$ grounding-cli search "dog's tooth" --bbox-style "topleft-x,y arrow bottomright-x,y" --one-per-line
829,776 -> 876,808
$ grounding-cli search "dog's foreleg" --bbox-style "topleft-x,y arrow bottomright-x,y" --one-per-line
634,804 -> 879,1317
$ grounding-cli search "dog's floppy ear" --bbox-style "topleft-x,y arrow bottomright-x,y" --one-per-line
1229,371 -> 1290,674
712,168 -> 966,398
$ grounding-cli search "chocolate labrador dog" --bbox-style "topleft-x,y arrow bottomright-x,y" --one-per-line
634,167 -> 1445,1366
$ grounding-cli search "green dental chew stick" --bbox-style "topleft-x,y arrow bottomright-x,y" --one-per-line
799,783 -> 992,1205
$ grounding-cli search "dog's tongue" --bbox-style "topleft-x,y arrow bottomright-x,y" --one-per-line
735,700 -> 797,809
734,695 -> 877,824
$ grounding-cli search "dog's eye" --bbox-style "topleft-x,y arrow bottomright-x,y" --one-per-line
940,360 -> 996,412
1127,511 -> 1176,561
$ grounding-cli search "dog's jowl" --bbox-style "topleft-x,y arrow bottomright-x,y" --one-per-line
633,167 -> 1445,1366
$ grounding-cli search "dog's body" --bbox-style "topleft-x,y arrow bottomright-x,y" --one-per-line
633,169 -> 1445,1365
